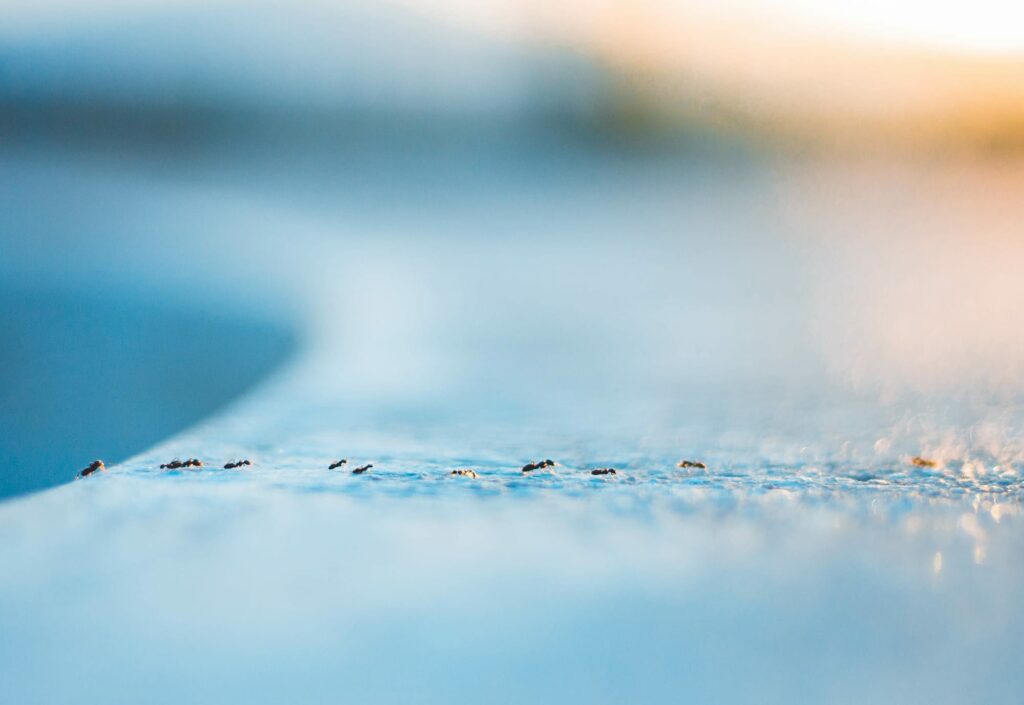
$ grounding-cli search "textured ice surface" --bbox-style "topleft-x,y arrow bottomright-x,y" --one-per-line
3,145 -> 1024,703
3,458 -> 1023,704
122,365 -> 1024,510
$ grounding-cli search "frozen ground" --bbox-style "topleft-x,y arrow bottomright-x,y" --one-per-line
2,135 -> 1023,703
3,474 -> 1022,705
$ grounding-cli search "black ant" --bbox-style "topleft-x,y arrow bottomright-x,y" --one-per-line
160,458 -> 203,469
521,459 -> 556,473
78,460 -> 105,478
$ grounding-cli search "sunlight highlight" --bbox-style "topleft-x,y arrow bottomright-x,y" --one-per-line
761,0 -> 1024,54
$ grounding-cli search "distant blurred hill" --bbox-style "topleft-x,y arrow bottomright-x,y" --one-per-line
2,0 -> 1022,153
0,1 -> 605,129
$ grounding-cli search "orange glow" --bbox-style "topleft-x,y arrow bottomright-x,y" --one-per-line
521,2 -> 1024,150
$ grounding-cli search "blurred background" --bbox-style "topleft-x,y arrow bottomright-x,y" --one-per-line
4,0 -> 1024,150
3,0 -> 1024,497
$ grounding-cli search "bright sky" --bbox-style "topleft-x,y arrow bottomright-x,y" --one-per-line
732,0 -> 1024,54
3,0 -> 1024,55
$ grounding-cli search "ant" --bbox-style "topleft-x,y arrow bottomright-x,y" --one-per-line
521,459 -> 557,473
78,460 -> 105,478
677,460 -> 707,470
590,468 -> 616,476
328,459 -> 348,470
224,459 -> 252,469
352,464 -> 372,475
451,468 -> 479,478
160,458 -> 203,469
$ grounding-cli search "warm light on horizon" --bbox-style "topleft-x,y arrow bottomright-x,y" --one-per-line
3,0 -> 1023,150
5,0 -> 1024,57
741,0 -> 1024,54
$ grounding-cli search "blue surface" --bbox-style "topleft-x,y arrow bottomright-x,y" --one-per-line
2,139 -> 1023,704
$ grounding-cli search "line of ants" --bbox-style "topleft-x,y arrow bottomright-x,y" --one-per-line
77,457 -> 718,479
77,455 -> 941,481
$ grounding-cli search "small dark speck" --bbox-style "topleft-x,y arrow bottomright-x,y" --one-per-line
160,458 -> 202,469
591,468 -> 617,476
353,464 -> 373,475
329,459 -> 348,470
522,459 -> 557,473
78,459 -> 105,478
678,460 -> 707,469
224,459 -> 252,469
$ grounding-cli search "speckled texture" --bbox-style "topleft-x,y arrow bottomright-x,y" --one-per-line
5,143 -> 1024,704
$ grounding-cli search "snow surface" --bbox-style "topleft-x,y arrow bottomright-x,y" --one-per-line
3,140 -> 1024,703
